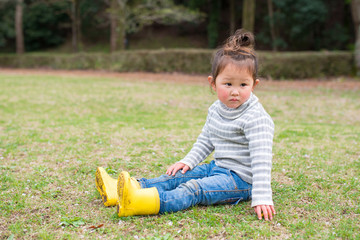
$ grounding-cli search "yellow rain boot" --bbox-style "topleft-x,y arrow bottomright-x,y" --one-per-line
117,171 -> 160,217
95,167 -> 118,207
95,167 -> 140,207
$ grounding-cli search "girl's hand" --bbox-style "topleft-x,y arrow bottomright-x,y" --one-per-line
253,205 -> 276,221
166,162 -> 190,176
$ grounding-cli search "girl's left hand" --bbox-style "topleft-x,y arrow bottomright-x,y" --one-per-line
253,205 -> 276,221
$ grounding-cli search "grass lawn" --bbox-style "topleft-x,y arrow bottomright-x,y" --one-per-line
0,71 -> 359,239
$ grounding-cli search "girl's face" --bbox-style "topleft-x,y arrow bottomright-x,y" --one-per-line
208,63 -> 259,109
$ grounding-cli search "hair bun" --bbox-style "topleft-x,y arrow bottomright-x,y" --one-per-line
224,29 -> 255,52
211,28 -> 258,81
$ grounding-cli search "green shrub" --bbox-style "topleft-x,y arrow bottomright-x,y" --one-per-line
0,50 -> 354,79
258,51 -> 354,79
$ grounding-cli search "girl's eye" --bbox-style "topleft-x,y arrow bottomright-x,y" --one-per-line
225,83 -> 232,86
241,83 -> 247,87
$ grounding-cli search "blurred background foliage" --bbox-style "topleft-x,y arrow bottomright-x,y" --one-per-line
0,0 -> 355,53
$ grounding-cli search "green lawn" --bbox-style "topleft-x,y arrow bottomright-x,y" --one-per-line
0,72 -> 359,239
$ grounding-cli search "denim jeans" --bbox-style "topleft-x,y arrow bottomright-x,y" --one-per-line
138,161 -> 252,214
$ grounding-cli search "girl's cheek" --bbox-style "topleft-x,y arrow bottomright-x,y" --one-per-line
243,91 -> 251,100
217,88 -> 229,101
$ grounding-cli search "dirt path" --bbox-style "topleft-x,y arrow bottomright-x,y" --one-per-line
1,68 -> 360,90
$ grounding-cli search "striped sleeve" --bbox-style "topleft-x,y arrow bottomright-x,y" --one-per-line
179,111 -> 215,169
244,113 -> 274,207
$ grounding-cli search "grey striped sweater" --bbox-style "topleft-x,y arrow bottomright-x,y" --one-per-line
180,93 -> 274,207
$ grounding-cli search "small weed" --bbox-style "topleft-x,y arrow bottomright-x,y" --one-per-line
105,165 -> 118,174
59,217 -> 85,228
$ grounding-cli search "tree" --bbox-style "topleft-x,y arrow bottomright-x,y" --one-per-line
107,0 -> 204,52
242,0 -> 255,32
351,0 -> 360,36
70,0 -> 81,52
0,1 -> 15,51
208,0 -> 221,48
127,0 -> 204,34
22,1 -> 69,51
351,0 -> 360,74
40,0 -> 83,52
267,0 -> 277,51
15,0 -> 24,54
268,0 -> 328,50
107,0 -> 127,52
229,0 -> 235,35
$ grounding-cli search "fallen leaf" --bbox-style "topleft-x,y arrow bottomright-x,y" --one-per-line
88,224 -> 104,229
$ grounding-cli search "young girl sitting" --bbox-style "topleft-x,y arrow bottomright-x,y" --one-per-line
96,29 -> 276,221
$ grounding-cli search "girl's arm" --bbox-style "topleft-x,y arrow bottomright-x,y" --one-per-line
244,113 -> 275,208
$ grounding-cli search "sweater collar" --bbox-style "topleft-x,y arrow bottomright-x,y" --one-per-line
217,93 -> 258,119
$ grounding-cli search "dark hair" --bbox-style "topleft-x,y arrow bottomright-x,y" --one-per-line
211,29 -> 258,84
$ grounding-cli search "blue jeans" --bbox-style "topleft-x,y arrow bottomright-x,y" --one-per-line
138,161 -> 252,214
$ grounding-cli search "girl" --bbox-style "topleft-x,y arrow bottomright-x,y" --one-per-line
96,29 -> 276,221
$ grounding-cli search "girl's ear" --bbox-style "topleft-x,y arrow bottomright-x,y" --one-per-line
208,76 -> 216,91
252,79 -> 260,91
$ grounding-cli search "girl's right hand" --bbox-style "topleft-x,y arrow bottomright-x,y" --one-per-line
253,205 -> 276,221
166,162 -> 190,176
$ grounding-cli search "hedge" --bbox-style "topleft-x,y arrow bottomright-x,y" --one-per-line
0,50 -> 354,79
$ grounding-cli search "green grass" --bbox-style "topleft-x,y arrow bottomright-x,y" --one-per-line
0,72 -> 359,239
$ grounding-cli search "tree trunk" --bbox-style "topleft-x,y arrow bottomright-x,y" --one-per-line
242,0 -> 255,33
109,0 -> 126,52
351,0 -> 360,37
267,0 -> 277,51
71,0 -> 78,52
229,0 -> 235,35
208,0 -> 221,48
110,6 -> 117,52
71,0 -> 81,52
15,0 -> 24,54
351,0 -> 360,75
77,0 -> 81,50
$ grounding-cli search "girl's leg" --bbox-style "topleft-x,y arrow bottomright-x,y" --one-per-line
158,165 -> 252,214
138,162 -> 213,192
116,163 -> 214,217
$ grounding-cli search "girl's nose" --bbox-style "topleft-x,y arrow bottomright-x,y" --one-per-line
231,88 -> 240,96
